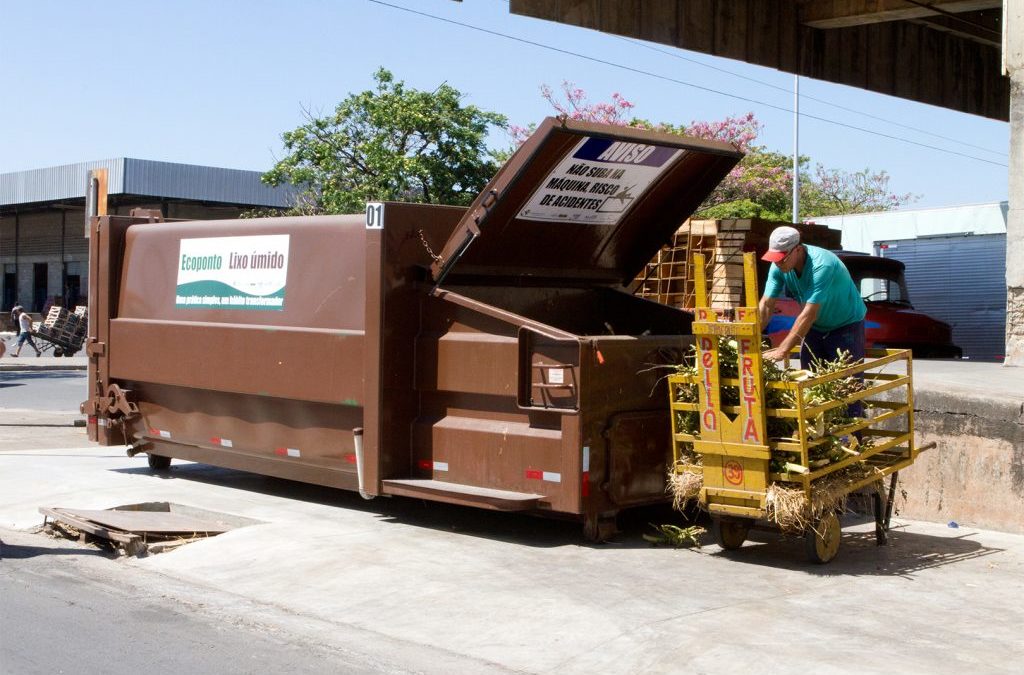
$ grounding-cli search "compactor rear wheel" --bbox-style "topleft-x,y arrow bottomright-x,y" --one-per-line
805,512 -> 841,564
715,517 -> 751,550
147,454 -> 172,471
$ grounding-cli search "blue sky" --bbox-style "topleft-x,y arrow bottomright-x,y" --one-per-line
0,0 -> 1010,209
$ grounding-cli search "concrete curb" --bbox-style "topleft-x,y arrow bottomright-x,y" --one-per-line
0,364 -> 88,372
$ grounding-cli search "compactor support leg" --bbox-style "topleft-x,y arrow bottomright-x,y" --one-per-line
583,512 -> 618,543
874,473 -> 900,546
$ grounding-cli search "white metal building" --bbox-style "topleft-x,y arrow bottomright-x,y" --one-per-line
1,158 -> 294,314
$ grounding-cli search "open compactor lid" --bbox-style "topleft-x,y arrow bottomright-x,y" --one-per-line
431,117 -> 743,286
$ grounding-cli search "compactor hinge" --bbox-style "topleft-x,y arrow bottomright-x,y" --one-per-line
104,384 -> 139,418
473,189 -> 499,225
86,339 -> 106,357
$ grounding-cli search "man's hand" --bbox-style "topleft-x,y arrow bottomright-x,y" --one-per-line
762,347 -> 791,363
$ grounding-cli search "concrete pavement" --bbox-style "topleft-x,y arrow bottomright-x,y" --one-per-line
1,429 -> 1022,673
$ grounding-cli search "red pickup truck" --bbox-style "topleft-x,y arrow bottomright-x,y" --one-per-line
765,251 -> 961,359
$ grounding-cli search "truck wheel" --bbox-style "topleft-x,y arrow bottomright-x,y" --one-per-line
715,517 -> 751,550
53,348 -> 63,357
805,512 -> 841,564
147,454 -> 172,471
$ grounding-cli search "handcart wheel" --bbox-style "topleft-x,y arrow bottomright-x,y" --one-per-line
715,517 -> 751,551
805,512 -> 841,564
147,454 -> 172,471
53,348 -> 63,357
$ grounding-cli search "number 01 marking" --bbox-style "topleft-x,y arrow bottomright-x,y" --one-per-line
365,203 -> 384,229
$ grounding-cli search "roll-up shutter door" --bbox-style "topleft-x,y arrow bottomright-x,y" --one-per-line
875,233 -> 1006,361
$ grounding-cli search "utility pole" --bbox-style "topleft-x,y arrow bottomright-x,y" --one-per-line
792,74 -> 800,225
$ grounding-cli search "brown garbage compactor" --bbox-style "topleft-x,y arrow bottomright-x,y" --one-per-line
82,118 -> 741,538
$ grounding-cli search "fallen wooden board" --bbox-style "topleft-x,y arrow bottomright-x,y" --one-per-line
42,508 -> 233,535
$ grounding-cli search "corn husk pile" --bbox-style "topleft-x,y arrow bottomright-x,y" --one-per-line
765,465 -> 885,532
667,467 -> 704,510
670,338 -> 873,527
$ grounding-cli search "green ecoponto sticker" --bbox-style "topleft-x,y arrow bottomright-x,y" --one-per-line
176,235 -> 289,310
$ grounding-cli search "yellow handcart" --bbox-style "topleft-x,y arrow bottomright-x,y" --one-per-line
669,252 -> 932,563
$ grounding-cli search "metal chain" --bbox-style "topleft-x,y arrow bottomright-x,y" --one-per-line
418,229 -> 444,265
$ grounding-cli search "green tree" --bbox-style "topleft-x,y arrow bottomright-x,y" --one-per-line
263,68 -> 508,214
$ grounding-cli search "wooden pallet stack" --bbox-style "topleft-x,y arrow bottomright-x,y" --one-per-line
635,218 -> 842,310
37,305 -> 88,344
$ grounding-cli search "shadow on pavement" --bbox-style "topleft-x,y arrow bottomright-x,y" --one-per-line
0,539 -> 104,560
109,462 -> 642,548
0,371 -> 84,382
708,520 -> 1004,576
108,462 -> 1004,572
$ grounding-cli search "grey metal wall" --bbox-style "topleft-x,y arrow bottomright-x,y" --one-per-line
876,233 -> 1007,362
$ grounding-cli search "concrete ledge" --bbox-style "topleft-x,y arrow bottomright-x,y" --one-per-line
899,361 -> 1024,534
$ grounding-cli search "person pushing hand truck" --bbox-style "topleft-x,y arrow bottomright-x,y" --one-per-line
757,226 -> 867,376
11,306 -> 41,357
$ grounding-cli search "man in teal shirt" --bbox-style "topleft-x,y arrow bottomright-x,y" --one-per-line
758,226 -> 866,367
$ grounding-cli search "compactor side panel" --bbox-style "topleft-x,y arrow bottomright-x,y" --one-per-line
413,296 -> 574,511
91,215 -> 372,487
371,203 -> 468,487
578,336 -> 691,510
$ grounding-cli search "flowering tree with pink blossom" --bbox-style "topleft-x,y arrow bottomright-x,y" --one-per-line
517,81 -> 916,220
803,165 -> 917,215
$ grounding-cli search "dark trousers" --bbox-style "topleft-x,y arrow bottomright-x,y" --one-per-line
801,320 -> 866,419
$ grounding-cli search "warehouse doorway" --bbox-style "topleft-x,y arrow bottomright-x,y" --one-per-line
33,263 -> 48,313
875,233 -> 1006,362
3,266 -> 15,310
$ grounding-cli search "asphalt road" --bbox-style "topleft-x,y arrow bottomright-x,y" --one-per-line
0,530 -> 388,675
0,370 -> 86,413
0,374 -> 395,675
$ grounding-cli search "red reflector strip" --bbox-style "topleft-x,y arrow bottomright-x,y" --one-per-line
344,453 -> 357,464
149,428 -> 171,439
418,460 -> 449,471
596,350 -> 605,365
582,471 -> 590,497
88,416 -> 97,425
275,447 -> 301,458
210,437 -> 233,448
526,469 -> 561,483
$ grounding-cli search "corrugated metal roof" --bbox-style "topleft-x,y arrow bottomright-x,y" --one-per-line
0,159 -> 125,205
0,158 -> 295,208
